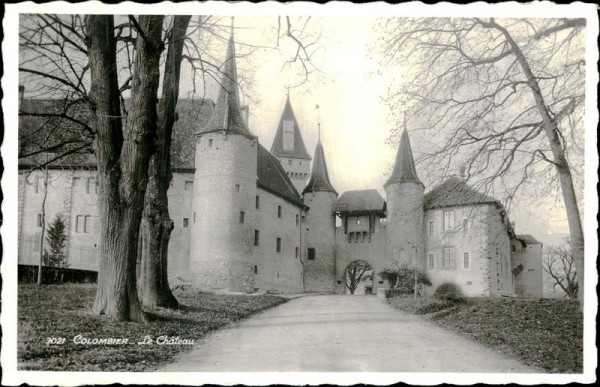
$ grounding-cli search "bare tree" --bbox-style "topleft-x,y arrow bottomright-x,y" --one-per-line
379,17 -> 585,308
544,242 -> 578,299
344,260 -> 372,295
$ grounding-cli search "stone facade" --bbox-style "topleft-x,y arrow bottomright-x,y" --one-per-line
17,30 -> 543,298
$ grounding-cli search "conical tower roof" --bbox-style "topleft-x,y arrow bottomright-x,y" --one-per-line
303,140 -> 337,195
385,129 -> 422,187
270,95 -> 311,160
197,28 -> 254,138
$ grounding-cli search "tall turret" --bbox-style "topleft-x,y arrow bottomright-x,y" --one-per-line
270,95 -> 312,193
302,139 -> 338,292
190,25 -> 258,292
384,128 -> 425,270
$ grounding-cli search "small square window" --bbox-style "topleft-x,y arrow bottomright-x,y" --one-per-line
208,138 -> 213,147
276,237 -> 282,253
184,181 -> 193,191
307,247 -> 316,260
235,184 -> 240,192
239,211 -> 245,224
183,218 -> 189,228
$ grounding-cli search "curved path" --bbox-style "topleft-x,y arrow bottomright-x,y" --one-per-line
160,295 -> 539,372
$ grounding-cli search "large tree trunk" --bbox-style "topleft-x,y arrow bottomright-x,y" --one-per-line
86,15 -> 164,322
139,15 -> 191,308
491,19 -> 585,309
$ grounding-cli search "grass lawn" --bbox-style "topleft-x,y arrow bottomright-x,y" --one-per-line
18,284 -> 286,371
387,296 -> 583,373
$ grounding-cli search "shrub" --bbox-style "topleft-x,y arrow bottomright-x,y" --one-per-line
434,282 -> 465,303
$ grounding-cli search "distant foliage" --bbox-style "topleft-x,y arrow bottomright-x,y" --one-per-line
44,214 -> 69,269
433,282 -> 465,303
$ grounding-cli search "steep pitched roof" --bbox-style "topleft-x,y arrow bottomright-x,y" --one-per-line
196,31 -> 254,139
18,98 -> 213,171
424,176 -> 498,210
385,129 -> 422,187
333,189 -> 385,214
257,143 -> 304,207
303,141 -> 337,195
517,234 -> 542,245
269,95 -> 311,160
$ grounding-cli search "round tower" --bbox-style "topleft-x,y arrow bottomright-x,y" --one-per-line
384,129 -> 425,270
302,140 -> 338,293
189,28 -> 258,292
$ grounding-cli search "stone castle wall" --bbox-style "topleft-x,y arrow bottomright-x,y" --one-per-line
303,191 -> 337,293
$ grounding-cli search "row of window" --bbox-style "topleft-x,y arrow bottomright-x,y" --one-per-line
428,211 -> 469,236
35,214 -> 92,233
428,248 -> 470,270
253,230 -> 300,258
287,172 -> 308,179
33,176 -> 98,194
347,231 -> 371,243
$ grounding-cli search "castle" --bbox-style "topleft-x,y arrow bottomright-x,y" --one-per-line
17,31 -> 543,298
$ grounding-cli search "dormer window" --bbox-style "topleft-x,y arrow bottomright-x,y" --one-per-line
283,120 -> 294,151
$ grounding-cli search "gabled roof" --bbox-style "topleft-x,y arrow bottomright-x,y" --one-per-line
303,141 -> 337,195
196,31 -> 254,139
385,129 -> 422,187
424,176 -> 498,210
19,98 -> 213,171
257,143 -> 304,207
517,234 -> 542,245
269,95 -> 311,160
333,189 -> 385,215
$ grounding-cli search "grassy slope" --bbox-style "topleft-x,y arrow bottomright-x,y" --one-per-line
387,297 -> 583,373
18,284 -> 286,371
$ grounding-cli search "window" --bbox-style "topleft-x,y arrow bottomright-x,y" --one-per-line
254,265 -> 258,274
443,211 -> 455,231
296,214 -> 299,226
428,253 -> 435,269
283,120 -> 294,151
84,215 -> 92,233
307,247 -> 316,260
184,181 -> 193,191
254,230 -> 260,246
235,184 -> 240,192
255,195 -> 260,209
295,247 -> 299,258
75,215 -> 83,233
277,205 -> 282,218
429,220 -> 434,237
208,138 -> 213,147
276,237 -> 281,253
463,252 -> 470,269
288,159 -> 292,165
183,218 -> 189,228
443,247 -> 456,268
347,232 -> 352,243
463,218 -> 468,234
239,211 -> 245,224
37,214 -> 43,227
86,178 -> 97,194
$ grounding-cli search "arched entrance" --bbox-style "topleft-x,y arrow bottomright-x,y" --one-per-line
344,260 -> 373,295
